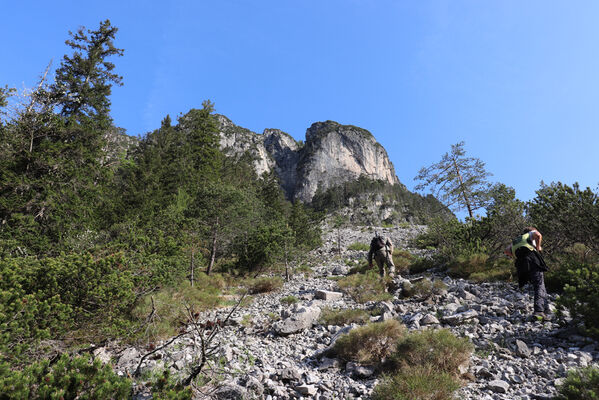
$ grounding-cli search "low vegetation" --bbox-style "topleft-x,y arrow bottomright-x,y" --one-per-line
347,242 -> 369,251
556,366 -> 599,400
333,320 -> 406,366
280,295 -> 299,305
402,278 -> 447,299
246,277 -> 284,294
337,271 -> 392,303
372,365 -> 460,400
0,354 -> 133,399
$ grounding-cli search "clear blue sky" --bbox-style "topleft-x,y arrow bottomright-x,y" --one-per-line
2,1 -> 598,204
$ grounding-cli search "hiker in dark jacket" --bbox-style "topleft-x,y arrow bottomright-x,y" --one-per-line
504,227 -> 549,318
368,235 -> 395,278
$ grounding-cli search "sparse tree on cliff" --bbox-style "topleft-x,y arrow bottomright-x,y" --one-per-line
414,141 -> 491,219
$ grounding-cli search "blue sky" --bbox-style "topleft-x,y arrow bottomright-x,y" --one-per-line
2,1 -> 598,205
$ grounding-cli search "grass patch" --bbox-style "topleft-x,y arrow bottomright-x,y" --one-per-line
348,261 -> 375,275
245,276 -> 283,294
337,271 -> 392,303
372,365 -> 460,400
392,250 -> 414,275
390,329 -> 473,375
280,295 -> 299,305
347,242 -> 370,251
319,307 -> 370,326
132,274 -> 227,341
448,253 -> 513,282
294,264 -> 314,277
333,320 -> 406,366
403,278 -> 447,298
372,329 -> 472,399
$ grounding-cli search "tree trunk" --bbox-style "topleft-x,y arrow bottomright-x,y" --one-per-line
284,241 -> 290,282
206,217 -> 219,275
452,158 -> 474,219
190,249 -> 195,287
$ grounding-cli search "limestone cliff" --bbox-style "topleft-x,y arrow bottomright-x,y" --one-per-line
294,121 -> 399,203
216,116 -> 399,204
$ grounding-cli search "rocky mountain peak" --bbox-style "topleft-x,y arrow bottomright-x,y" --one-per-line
294,120 -> 399,203
216,115 -> 399,203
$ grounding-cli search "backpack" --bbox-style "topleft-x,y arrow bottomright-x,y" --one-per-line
371,236 -> 385,251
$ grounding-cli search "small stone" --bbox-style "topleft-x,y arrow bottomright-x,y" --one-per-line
93,347 -> 111,364
296,384 -> 318,396
421,314 -> 440,325
515,340 -> 531,358
318,357 -> 340,371
278,367 -> 302,382
315,290 -> 343,301
488,379 -> 509,393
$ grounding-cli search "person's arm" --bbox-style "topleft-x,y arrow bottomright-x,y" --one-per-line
504,244 -> 513,257
532,231 -> 543,251
386,238 -> 394,255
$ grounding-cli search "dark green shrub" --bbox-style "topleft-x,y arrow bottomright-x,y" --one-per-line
545,244 -> 597,293
556,263 -> 599,338
390,329 -> 473,375
372,365 -> 460,400
0,253 -> 139,362
337,271 -> 392,303
409,256 -> 437,274
333,320 -> 406,366
319,308 -> 370,326
556,366 -> 599,400
0,354 -> 131,399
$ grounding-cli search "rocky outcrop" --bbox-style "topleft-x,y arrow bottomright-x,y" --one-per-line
215,115 -> 399,203
216,114 -> 274,176
294,121 -> 399,203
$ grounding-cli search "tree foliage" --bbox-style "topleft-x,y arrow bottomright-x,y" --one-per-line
415,141 -> 492,219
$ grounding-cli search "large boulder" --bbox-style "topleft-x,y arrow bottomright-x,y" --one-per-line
273,305 -> 321,335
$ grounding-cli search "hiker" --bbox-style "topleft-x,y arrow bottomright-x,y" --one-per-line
368,234 -> 395,278
504,227 -> 549,318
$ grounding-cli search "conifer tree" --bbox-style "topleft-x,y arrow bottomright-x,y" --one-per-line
52,19 -> 123,128
415,141 -> 492,219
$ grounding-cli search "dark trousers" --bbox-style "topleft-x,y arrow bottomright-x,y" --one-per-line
530,267 -> 548,313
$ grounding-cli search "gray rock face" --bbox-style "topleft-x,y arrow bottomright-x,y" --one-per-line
264,129 -> 300,199
294,121 -> 399,203
216,115 -> 399,203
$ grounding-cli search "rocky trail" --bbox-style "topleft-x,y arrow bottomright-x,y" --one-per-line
107,226 -> 598,399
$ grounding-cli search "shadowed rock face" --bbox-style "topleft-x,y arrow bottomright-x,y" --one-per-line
216,115 -> 399,203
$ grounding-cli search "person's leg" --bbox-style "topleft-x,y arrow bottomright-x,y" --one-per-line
375,251 -> 386,277
386,249 -> 396,277
530,268 -> 547,314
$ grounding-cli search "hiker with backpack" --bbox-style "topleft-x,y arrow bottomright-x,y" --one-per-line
504,227 -> 550,319
368,234 -> 395,278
